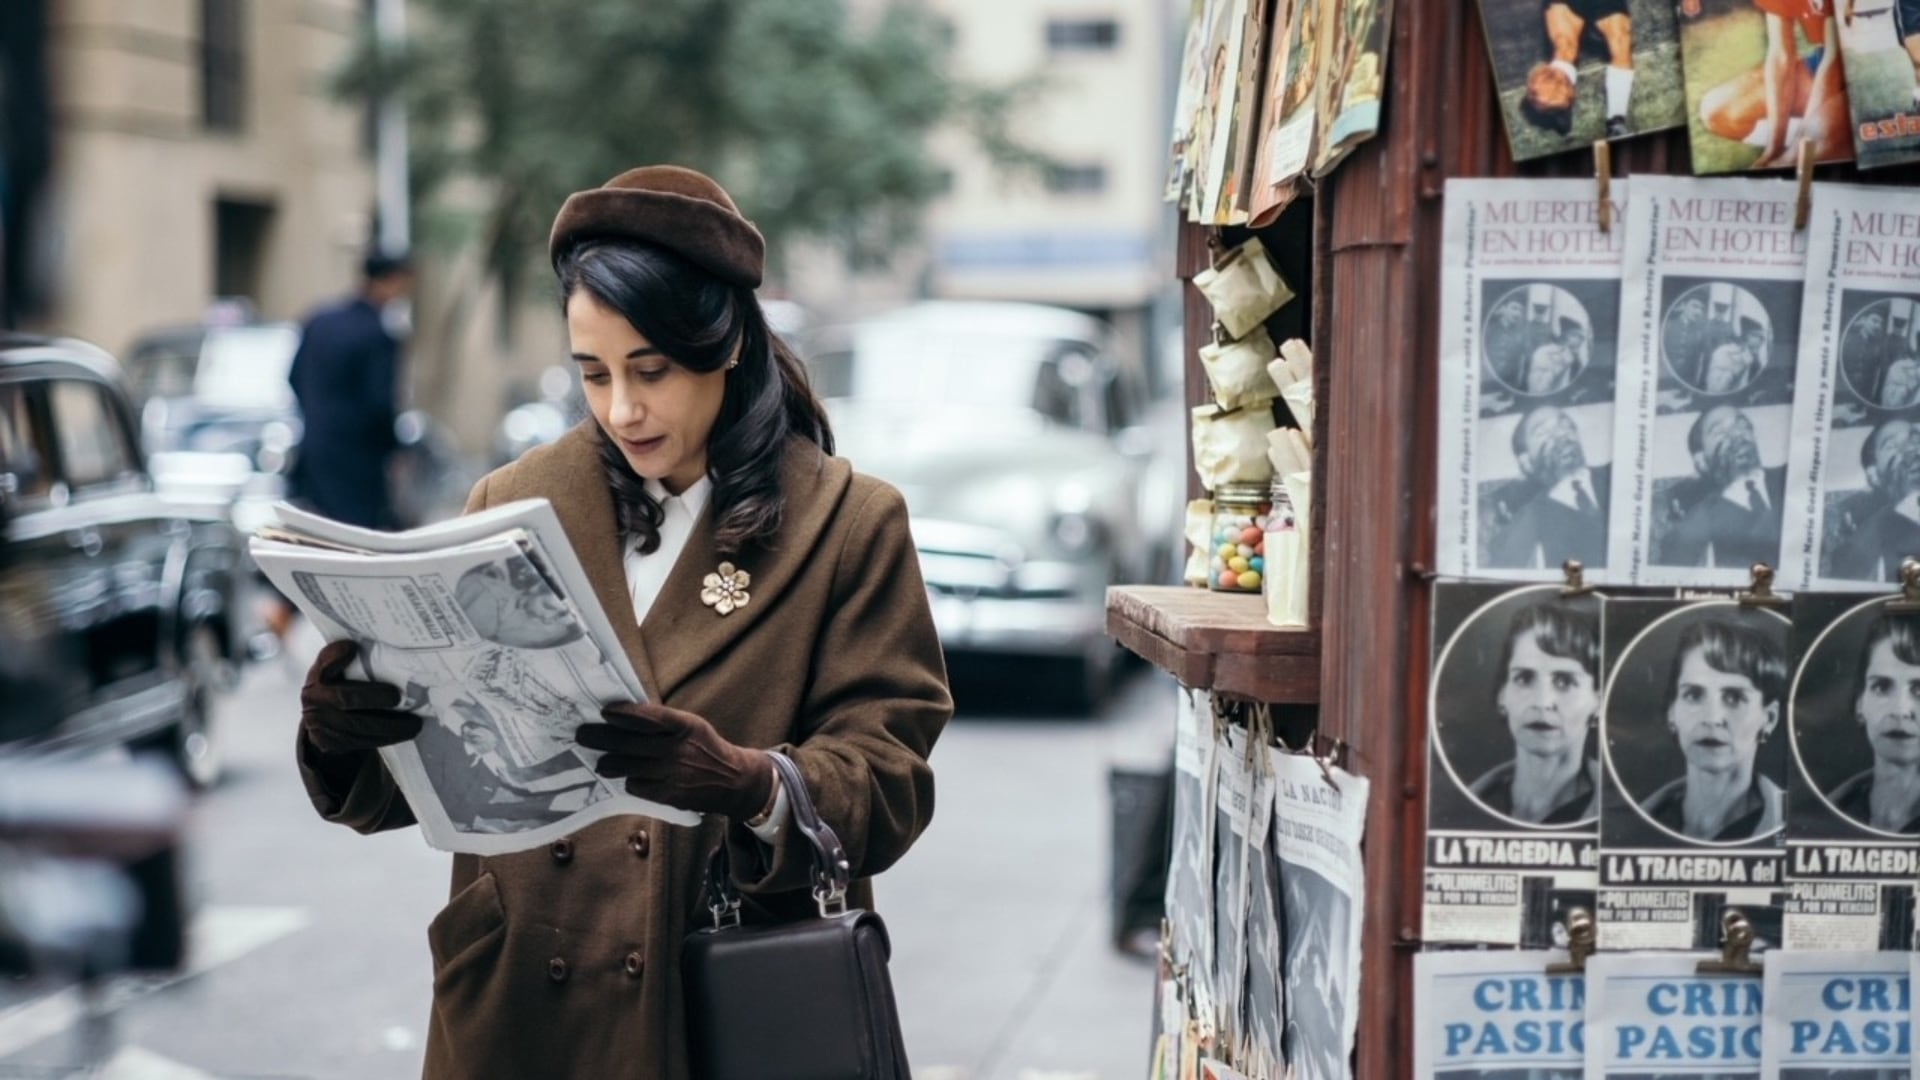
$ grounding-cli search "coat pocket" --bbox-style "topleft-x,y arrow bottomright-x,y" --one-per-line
427,871 -> 506,986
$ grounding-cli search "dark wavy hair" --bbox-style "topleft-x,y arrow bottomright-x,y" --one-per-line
1494,598 -> 1601,714
1661,616 -> 1789,715
555,239 -> 832,556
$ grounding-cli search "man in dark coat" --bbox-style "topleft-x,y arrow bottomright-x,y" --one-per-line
287,252 -> 413,529
1834,418 -> 1920,583
1662,406 -> 1786,569
1489,405 -> 1610,570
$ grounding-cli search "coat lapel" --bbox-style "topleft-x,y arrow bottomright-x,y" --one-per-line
641,439 -> 851,702
536,424 -> 661,697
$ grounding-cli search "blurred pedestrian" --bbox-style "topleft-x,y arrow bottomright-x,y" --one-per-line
292,166 -> 951,1078
266,253 -> 413,640
287,251 -> 413,530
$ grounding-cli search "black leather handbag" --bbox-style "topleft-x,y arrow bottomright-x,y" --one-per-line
682,751 -> 910,1080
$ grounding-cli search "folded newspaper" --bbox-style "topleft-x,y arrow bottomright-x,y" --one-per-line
251,499 -> 701,856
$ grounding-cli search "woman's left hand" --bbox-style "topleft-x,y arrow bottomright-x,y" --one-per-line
577,703 -> 775,821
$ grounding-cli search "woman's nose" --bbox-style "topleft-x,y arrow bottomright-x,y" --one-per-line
610,380 -> 646,427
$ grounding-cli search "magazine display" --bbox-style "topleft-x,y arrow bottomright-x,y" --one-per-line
1834,2 -> 1920,170
251,498 -> 701,856
1676,1 -> 1853,175
1762,951 -> 1912,1078
1585,953 -> 1763,1078
1413,950 -> 1584,1079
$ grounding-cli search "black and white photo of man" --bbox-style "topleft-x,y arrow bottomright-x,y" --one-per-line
1841,298 -> 1920,410
453,557 -> 584,650
1831,417 -> 1920,583
1661,406 -> 1786,569
1488,406 -> 1610,569
1484,284 -> 1593,397
1661,282 -> 1770,396
1634,616 -> 1789,843
1821,613 -> 1920,836
412,714 -> 599,834
1466,598 -> 1603,825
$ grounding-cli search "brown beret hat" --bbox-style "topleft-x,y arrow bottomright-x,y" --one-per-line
548,165 -> 765,289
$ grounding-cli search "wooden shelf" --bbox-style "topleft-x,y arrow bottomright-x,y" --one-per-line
1105,585 -> 1320,703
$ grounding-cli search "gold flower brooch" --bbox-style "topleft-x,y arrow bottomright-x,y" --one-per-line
701,563 -> 752,616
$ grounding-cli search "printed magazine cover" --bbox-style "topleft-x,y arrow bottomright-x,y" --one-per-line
1425,582 -> 1602,947
1836,0 -> 1920,169
1762,951 -> 1912,1078
1784,591 -> 1920,951
1779,185 -> 1920,592
1475,0 -> 1685,162
1413,950 -> 1584,1078
1677,0 -> 1855,174
1310,0 -> 1393,178
1597,597 -> 1789,950
1247,0 -> 1325,224
1609,175 -> 1810,586
1438,179 -> 1630,583
1585,953 -> 1762,1078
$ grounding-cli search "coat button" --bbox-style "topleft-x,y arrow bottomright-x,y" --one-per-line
550,838 -> 574,865
547,957 -> 569,983
629,829 -> 649,858
624,951 -> 644,978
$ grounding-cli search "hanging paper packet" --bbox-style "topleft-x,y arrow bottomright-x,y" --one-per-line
1192,404 -> 1276,490
1194,237 -> 1295,340
1184,498 -> 1215,587
1199,325 -> 1279,411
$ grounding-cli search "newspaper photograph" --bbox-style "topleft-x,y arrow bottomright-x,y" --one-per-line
1212,724 -> 1255,1047
1785,591 -> 1920,951
1609,176 -> 1810,587
1598,597 -> 1790,950
1246,0 -> 1324,225
1836,0 -> 1920,170
1781,186 -> 1920,592
1439,179 -> 1630,583
1585,953 -> 1762,1078
1169,689 -> 1220,1013
1763,951 -> 1911,1079
1426,582 -> 1603,947
1677,1 -> 1854,174
251,499 -> 700,856
1412,950 -> 1584,1079
1243,766 -> 1285,1078
1272,748 -> 1368,1080
1475,0 -> 1685,162
1309,0 -> 1393,179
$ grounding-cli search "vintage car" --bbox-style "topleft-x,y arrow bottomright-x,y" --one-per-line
0,334 -> 248,787
809,302 -> 1170,709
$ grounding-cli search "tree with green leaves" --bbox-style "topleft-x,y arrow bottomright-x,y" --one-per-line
337,0 -> 1043,327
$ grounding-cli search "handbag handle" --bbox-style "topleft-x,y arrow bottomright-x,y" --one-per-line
702,750 -> 853,927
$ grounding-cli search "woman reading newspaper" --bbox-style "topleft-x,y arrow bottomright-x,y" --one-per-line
291,166 -> 952,1079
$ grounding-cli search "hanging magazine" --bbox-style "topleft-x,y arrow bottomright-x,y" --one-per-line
1585,953 -> 1762,1078
252,499 -> 700,856
1676,1 -> 1854,175
1762,951 -> 1912,1078
1834,1 -> 1920,170
1780,185 -> 1920,593
1439,179 -> 1630,583
1413,950 -> 1584,1079
1608,175 -> 1810,586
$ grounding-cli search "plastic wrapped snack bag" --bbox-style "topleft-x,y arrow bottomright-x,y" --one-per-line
1184,498 -> 1215,587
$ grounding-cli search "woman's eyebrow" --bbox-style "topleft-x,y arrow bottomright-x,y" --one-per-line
571,346 -> 664,362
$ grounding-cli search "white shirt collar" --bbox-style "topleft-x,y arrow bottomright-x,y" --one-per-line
623,474 -> 714,626
1897,495 -> 1920,529
642,475 -> 713,522
1720,469 -> 1769,511
1547,468 -> 1597,512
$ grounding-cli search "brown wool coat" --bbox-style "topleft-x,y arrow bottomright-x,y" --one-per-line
297,423 -> 952,1079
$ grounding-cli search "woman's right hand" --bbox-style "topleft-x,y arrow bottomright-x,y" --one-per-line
299,640 -> 422,755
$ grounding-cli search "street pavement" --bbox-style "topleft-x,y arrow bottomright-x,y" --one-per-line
0,629 -> 1172,1079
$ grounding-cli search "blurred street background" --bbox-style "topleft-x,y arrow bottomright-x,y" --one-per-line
1,0 -> 1194,1076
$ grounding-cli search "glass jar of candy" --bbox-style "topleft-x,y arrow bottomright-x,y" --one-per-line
1208,481 -> 1271,593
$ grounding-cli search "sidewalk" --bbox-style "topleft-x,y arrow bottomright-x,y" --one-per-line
884,670 -> 1172,1080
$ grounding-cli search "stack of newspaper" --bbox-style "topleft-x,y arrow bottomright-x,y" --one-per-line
251,500 -> 699,856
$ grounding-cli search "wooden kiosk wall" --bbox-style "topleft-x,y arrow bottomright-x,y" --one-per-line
1160,6 -> 1920,1080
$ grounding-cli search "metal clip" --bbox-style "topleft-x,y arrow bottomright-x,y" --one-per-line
1887,558 -> 1920,614
1561,559 -> 1594,596
1737,563 -> 1786,608
1594,141 -> 1613,233
1793,140 -> 1816,231
1696,909 -> 1763,976
708,897 -> 741,931
1546,907 -> 1596,973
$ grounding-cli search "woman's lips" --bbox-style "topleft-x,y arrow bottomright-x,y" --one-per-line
620,434 -> 667,455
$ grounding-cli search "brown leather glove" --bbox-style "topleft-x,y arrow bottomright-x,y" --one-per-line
576,703 -> 774,821
299,640 -> 423,756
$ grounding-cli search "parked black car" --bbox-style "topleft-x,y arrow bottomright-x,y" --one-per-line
0,334 -> 247,787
